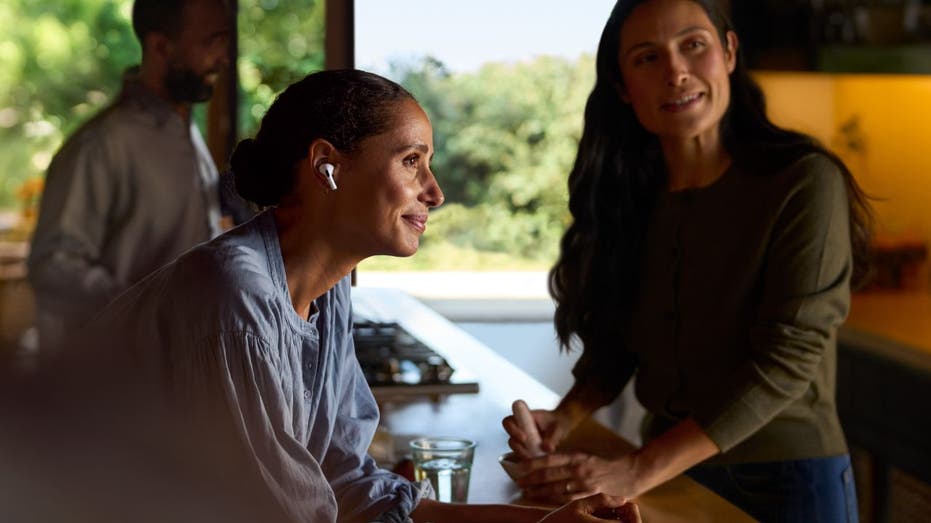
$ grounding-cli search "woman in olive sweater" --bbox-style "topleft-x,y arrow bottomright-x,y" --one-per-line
502,1 -> 872,522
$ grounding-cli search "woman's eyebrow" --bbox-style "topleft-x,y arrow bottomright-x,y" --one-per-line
622,26 -> 713,57
394,143 -> 430,154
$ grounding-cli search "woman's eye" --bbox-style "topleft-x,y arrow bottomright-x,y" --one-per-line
633,53 -> 657,66
403,155 -> 419,167
684,39 -> 706,51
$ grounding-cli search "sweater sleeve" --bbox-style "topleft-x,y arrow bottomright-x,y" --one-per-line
694,155 -> 852,452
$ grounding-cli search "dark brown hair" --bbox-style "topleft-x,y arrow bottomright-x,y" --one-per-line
229,69 -> 414,207
550,0 -> 873,355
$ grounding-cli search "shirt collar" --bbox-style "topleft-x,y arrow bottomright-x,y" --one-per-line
118,66 -> 186,129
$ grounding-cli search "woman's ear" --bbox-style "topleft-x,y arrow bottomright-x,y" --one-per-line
724,31 -> 739,74
307,139 -> 340,191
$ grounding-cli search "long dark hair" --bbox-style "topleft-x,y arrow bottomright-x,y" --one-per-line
549,0 -> 872,354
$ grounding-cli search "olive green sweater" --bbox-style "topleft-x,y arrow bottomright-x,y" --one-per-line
574,152 -> 852,464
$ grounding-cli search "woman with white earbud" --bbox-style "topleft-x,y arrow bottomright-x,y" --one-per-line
66,69 -> 639,523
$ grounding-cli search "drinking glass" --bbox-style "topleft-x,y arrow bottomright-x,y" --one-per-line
409,437 -> 476,503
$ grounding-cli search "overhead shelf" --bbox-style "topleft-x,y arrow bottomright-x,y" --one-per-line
817,44 -> 931,74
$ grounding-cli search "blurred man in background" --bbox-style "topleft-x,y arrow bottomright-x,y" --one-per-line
28,0 -> 237,356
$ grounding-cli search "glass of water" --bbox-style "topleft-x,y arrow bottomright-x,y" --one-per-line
409,437 -> 476,503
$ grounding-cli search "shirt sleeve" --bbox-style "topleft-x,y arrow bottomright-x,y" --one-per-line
694,155 -> 852,452
178,331 -> 339,523
321,295 -> 433,523
27,131 -> 122,321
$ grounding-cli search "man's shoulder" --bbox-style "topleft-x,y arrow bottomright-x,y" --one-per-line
50,101 -> 145,161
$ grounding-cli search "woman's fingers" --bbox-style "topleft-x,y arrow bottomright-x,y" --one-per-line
536,411 -> 563,452
519,454 -> 595,503
518,452 -> 587,486
503,415 -> 535,455
581,493 -> 635,518
502,414 -> 524,439
507,437 -> 535,460
524,479 -> 597,505
541,493 -> 641,522
591,500 -> 641,522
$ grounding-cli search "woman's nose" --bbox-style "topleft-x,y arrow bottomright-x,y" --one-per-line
664,54 -> 689,86
420,170 -> 445,208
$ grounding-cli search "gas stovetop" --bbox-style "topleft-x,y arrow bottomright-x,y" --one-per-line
352,321 -> 479,400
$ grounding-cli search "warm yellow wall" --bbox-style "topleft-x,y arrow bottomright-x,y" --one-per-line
755,71 -> 931,248
753,72 -> 836,145
833,75 -> 931,238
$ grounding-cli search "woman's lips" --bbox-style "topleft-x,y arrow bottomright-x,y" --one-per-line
661,92 -> 704,112
402,214 -> 427,233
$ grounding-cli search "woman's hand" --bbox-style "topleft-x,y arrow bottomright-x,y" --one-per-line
519,419 -> 720,505
502,408 -> 574,459
517,451 -> 641,504
539,494 -> 641,522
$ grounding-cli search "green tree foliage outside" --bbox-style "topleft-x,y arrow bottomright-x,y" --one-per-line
237,0 -> 324,139
1,1 -> 595,271
0,0 -> 323,212
0,0 -> 137,214
359,54 -> 595,271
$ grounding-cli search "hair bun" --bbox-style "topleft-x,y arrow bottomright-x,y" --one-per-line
230,138 -> 277,207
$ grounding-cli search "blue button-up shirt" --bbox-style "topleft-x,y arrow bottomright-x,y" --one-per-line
88,211 -> 429,523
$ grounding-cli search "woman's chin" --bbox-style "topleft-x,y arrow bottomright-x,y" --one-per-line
396,243 -> 419,258
375,241 -> 419,259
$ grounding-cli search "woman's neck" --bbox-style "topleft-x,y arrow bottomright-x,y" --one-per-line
273,206 -> 360,320
660,133 -> 731,191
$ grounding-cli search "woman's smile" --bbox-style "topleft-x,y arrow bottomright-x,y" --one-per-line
661,92 -> 704,112
401,213 -> 428,233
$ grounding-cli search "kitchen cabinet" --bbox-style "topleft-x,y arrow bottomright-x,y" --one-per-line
837,292 -> 931,522
731,1 -> 931,74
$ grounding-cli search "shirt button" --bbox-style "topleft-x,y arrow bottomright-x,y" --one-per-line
303,390 -> 312,399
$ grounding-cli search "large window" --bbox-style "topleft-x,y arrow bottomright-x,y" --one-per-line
354,0 -> 616,276
0,0 -> 325,238
237,0 -> 324,139
0,1 -> 137,237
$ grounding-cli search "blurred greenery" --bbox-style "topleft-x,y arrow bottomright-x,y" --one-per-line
359,54 -> 595,271
237,0 -> 324,138
0,0 -> 137,214
1,1 -> 594,270
0,0 -> 323,210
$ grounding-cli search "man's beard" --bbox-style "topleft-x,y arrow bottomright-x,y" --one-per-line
164,64 -> 216,104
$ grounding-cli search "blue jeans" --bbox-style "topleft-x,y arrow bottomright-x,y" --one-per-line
685,455 -> 859,523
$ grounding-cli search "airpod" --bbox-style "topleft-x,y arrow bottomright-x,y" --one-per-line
318,163 -> 337,190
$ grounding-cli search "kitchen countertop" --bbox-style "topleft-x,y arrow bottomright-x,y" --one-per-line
353,286 -> 755,522
840,291 -> 931,372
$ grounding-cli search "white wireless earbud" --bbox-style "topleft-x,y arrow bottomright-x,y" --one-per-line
318,162 -> 337,191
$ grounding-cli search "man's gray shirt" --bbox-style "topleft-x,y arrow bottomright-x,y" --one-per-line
28,71 -> 222,351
